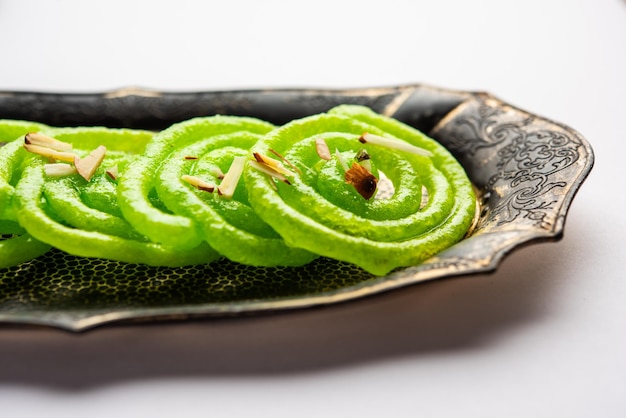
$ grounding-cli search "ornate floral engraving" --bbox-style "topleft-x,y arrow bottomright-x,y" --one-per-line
434,97 -> 584,231
442,104 -> 532,156
487,128 -> 580,228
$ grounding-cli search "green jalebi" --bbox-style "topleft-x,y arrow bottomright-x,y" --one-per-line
11,127 -> 218,266
244,105 -> 476,275
119,116 -> 316,266
1,106 -> 476,275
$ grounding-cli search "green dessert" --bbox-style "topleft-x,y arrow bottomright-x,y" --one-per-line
0,106 -> 476,275
245,105 -> 476,275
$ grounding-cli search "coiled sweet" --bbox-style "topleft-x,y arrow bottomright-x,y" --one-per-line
118,116 -> 317,267
244,105 -> 476,275
1,106 -> 476,275
9,127 -> 217,266
0,120 -> 53,268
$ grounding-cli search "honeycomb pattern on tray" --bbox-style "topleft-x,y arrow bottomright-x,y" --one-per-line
0,247 -> 374,311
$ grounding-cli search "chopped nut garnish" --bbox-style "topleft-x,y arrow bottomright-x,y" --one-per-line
253,152 -> 298,178
44,163 -> 76,177
74,145 -> 107,182
315,137 -> 332,160
182,175 -> 215,193
217,156 -> 246,198
420,185 -> 429,209
106,165 -> 119,181
355,149 -> 370,162
269,148 -> 302,175
25,132 -> 73,152
355,149 -> 372,172
359,132 -> 433,157
249,160 -> 291,185
335,149 -> 349,172
24,143 -> 76,162
209,166 -> 225,180
345,162 -> 378,200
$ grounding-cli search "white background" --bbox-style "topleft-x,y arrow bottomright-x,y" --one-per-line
1,0 -> 625,417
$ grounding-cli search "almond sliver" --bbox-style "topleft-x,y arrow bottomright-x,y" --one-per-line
24,143 -> 77,162
359,132 -> 433,157
217,156 -> 246,198
44,163 -> 76,177
182,175 -> 215,192
253,152 -> 297,177
315,137 -> 332,160
248,160 -> 291,185
75,145 -> 107,182
106,165 -> 119,181
25,132 -> 73,152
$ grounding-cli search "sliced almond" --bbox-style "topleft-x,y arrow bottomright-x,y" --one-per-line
253,152 -> 297,177
105,165 -> 119,181
217,156 -> 246,198
269,148 -> 302,175
182,175 -> 215,193
249,160 -> 291,185
44,163 -> 76,177
345,162 -> 378,200
358,132 -> 433,157
25,132 -> 73,152
334,149 -> 349,172
209,166 -> 225,180
315,137 -> 332,161
24,143 -> 77,162
74,145 -> 107,182
420,185 -> 429,209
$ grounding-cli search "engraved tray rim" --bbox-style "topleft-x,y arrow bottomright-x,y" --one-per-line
0,84 -> 595,332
